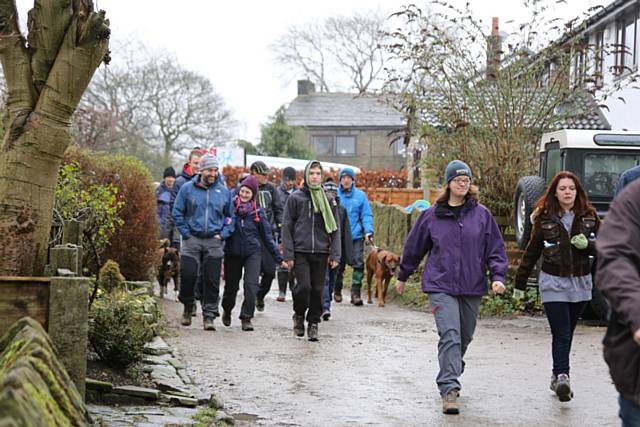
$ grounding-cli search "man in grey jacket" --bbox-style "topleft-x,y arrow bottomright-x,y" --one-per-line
596,178 -> 640,426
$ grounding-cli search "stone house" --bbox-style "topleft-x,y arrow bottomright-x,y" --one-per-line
284,80 -> 407,171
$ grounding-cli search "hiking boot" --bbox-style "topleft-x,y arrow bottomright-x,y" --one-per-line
351,292 -> 363,306
241,318 -> 254,331
222,310 -> 231,327
334,291 -> 343,303
276,291 -> 286,302
442,390 -> 460,414
307,323 -> 319,342
203,317 -> 216,331
256,298 -> 265,312
322,310 -> 331,321
293,314 -> 305,337
181,305 -> 193,326
554,373 -> 573,402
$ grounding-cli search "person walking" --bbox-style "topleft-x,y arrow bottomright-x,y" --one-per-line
596,178 -> 640,427
172,154 -> 234,331
275,167 -> 298,302
395,160 -> 507,415
169,149 -> 203,249
250,161 -> 283,312
282,160 -> 341,341
156,166 -> 176,239
321,177 -> 353,321
514,171 -> 600,402
335,167 -> 373,306
221,175 -> 284,331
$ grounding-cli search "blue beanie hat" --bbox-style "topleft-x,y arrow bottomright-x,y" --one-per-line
445,160 -> 472,183
339,167 -> 355,181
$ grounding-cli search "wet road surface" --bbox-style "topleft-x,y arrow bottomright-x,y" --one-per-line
161,288 -> 618,427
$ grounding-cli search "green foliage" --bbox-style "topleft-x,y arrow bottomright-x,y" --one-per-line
193,407 -> 218,427
480,280 -> 543,317
55,161 -> 124,272
98,260 -> 125,293
236,139 -> 259,155
258,106 -> 312,159
88,291 -> 158,368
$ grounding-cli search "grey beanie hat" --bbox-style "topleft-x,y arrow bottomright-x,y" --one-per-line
445,160 -> 472,183
199,154 -> 219,171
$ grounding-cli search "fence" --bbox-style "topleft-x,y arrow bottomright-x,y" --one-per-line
364,188 -> 440,207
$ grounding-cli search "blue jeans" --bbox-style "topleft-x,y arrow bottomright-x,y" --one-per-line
620,395 -> 640,427
322,266 -> 339,312
543,301 -> 588,376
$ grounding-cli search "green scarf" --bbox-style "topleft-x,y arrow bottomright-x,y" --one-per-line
305,161 -> 338,234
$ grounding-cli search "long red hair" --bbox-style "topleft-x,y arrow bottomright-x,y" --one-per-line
535,171 -> 595,217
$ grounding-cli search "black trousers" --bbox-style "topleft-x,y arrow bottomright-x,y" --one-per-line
257,241 -> 276,300
543,301 -> 588,376
222,252 -> 261,319
292,252 -> 329,324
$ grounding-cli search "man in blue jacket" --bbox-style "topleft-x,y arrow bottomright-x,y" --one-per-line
173,154 -> 235,330
336,167 -> 374,306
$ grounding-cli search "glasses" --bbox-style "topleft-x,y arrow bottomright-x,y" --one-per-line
452,177 -> 471,185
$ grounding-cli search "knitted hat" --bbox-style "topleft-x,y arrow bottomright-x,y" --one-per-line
240,175 -> 259,200
282,166 -> 296,181
250,160 -> 270,175
445,160 -> 472,183
199,154 -> 219,171
339,167 -> 355,181
163,166 -> 176,179
323,179 -> 338,194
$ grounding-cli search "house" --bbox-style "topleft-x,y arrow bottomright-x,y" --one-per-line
563,0 -> 640,130
284,80 -> 407,171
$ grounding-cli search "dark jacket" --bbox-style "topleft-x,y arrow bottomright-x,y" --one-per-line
225,198 -> 282,263
256,181 -> 282,231
514,209 -> 600,290
336,200 -> 354,266
156,182 -> 172,239
397,199 -> 507,296
596,178 -> 640,406
276,183 -> 296,217
172,174 -> 235,240
282,187 -> 341,263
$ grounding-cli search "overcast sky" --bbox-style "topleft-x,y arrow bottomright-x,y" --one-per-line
16,0 -> 610,143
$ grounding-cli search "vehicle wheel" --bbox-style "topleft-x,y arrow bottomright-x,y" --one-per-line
514,176 -> 546,250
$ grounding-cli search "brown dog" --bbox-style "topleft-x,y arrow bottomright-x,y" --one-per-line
365,247 -> 401,307
158,239 -> 180,299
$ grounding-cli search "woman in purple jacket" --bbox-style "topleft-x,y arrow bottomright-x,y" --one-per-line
396,160 -> 508,415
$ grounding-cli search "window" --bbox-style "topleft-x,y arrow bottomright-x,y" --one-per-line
584,153 -> 640,197
572,47 -> 587,88
335,136 -> 356,156
615,12 -> 638,76
594,31 -> 604,88
392,140 -> 406,157
311,136 -> 333,155
545,148 -> 562,184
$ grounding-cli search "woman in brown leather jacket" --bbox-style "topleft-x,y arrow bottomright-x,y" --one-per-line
515,171 -> 600,403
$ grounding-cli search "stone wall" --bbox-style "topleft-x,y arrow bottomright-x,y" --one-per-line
370,202 -> 424,255
0,317 -> 92,426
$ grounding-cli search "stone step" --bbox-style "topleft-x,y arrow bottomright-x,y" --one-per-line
112,385 -> 161,400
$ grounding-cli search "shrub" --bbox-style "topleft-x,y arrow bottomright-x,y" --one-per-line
63,147 -> 159,281
88,292 -> 154,368
98,260 -> 125,293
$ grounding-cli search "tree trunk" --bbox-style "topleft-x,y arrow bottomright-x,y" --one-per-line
0,0 -> 109,276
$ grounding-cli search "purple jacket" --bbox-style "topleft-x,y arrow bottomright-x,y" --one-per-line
397,199 -> 507,296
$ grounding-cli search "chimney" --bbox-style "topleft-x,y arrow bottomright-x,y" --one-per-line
486,17 -> 502,81
297,79 -> 316,95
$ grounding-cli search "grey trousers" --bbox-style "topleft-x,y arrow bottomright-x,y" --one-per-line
428,293 -> 482,397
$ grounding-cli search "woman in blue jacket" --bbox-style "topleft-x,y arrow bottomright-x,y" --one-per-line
221,175 -> 284,331
396,160 -> 508,415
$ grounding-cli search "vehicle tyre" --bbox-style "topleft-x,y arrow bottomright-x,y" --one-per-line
514,176 -> 546,250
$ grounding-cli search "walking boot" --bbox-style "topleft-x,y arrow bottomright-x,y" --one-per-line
256,298 -> 265,312
222,310 -> 231,327
333,291 -> 343,303
442,390 -> 460,414
293,314 -> 305,337
276,291 -> 286,302
351,291 -> 364,306
241,318 -> 254,331
181,304 -> 193,326
307,323 -> 319,342
322,310 -> 331,321
351,269 -> 364,306
203,317 -> 216,331
554,373 -> 573,402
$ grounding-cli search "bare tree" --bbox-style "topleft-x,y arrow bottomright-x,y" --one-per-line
74,45 -> 235,167
0,0 -> 109,276
272,11 -> 387,93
